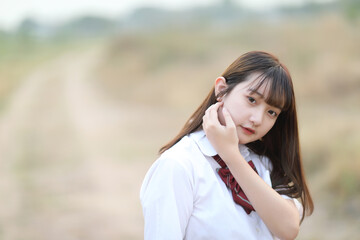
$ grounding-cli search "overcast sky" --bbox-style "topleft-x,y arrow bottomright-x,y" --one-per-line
1,0 -> 330,30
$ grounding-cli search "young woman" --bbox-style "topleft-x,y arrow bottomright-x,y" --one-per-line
140,51 -> 314,240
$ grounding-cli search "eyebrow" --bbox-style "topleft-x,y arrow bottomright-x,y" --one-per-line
248,88 -> 283,110
248,88 -> 265,98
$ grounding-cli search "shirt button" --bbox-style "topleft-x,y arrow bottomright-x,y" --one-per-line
256,227 -> 260,233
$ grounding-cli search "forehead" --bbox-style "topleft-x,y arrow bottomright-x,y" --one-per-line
236,72 -> 287,109
237,72 -> 270,96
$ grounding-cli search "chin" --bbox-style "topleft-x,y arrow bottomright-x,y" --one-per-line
238,139 -> 250,145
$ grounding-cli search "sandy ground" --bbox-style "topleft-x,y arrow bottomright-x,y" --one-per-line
0,47 -> 150,240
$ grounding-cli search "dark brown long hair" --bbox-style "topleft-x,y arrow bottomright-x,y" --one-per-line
159,51 -> 313,222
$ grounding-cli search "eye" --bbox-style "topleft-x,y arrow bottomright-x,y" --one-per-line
248,96 -> 256,104
268,110 -> 278,118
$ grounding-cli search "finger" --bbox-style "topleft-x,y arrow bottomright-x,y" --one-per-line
202,107 -> 211,126
222,107 -> 235,127
204,103 -> 216,120
204,107 -> 211,120
202,111 -> 209,122
212,101 -> 223,110
208,102 -> 223,119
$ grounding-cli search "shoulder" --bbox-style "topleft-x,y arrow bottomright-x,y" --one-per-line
160,134 -> 199,167
160,130 -> 214,168
140,134 -> 202,201
143,134 -> 201,183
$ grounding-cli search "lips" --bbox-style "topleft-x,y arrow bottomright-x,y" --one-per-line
241,126 -> 255,135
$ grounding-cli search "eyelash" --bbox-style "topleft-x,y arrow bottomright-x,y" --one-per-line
248,96 -> 278,118
248,96 -> 256,104
268,110 -> 278,117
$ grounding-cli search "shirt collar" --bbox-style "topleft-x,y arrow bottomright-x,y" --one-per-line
190,130 -> 251,160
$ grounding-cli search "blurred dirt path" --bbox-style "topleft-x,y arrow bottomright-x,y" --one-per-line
0,47 -> 145,240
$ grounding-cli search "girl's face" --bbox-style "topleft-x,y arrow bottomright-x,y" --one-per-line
216,73 -> 282,144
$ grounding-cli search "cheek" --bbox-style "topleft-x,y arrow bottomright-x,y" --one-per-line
222,105 -> 239,124
222,100 -> 245,124
262,120 -> 276,134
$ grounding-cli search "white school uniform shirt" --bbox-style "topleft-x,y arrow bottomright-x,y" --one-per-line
140,130 -> 302,240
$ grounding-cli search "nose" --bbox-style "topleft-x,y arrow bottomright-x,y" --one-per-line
249,109 -> 264,126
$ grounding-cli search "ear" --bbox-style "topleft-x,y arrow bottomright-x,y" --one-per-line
215,76 -> 227,99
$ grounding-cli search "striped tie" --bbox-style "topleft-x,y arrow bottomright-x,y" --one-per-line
213,155 -> 258,214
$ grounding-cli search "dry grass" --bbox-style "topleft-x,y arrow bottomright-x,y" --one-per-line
0,11 -> 359,240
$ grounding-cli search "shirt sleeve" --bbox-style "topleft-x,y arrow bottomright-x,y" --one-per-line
140,154 -> 194,240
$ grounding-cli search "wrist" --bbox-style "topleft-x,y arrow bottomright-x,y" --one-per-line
218,147 -> 243,165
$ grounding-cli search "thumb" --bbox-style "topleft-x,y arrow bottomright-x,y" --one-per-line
222,107 -> 235,128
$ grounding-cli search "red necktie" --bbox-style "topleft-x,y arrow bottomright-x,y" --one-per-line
213,155 -> 258,214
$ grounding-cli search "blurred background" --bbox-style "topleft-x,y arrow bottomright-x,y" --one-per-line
0,0 -> 359,239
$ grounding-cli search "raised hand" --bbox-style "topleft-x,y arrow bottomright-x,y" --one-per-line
202,102 -> 240,162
